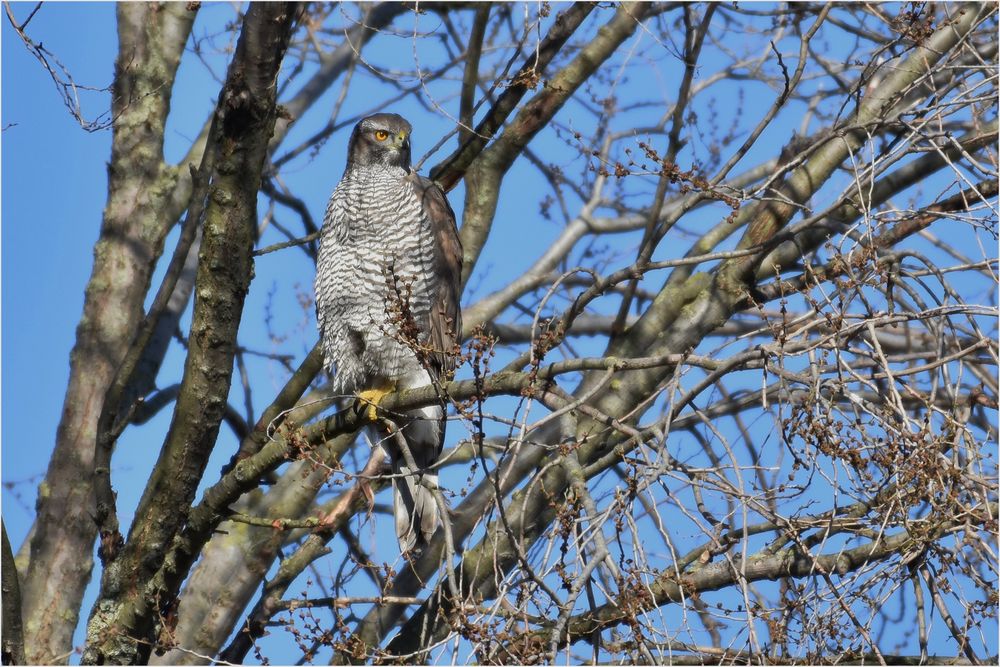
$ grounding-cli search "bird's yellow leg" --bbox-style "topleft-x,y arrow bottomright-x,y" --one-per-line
356,381 -> 395,421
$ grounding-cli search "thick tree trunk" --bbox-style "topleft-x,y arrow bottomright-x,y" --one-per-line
17,5 -> 196,663
80,4 -> 297,664
2,521 -> 25,666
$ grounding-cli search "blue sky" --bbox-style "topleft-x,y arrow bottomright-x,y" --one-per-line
1,4 -> 585,660
3,3 -> 996,664
3,3 -> 115,524
4,4 -> 115,656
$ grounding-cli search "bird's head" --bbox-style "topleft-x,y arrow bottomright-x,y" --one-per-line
346,113 -> 412,171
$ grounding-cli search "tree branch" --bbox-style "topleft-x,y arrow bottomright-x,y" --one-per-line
519,503 -> 997,654
430,2 -> 599,192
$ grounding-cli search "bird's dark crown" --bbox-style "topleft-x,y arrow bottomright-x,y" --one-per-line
346,113 -> 413,172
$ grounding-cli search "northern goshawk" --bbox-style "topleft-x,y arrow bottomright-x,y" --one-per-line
315,113 -> 462,553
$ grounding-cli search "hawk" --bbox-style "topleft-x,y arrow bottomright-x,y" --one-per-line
315,113 -> 462,553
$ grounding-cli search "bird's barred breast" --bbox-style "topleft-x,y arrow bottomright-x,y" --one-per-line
316,167 -> 440,390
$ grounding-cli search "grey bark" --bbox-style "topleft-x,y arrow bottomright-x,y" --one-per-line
1,521 -> 25,666
80,4 -> 297,664
17,5 -> 197,663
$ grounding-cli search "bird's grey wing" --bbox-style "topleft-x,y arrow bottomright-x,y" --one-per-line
391,173 -> 460,553
410,173 -> 463,378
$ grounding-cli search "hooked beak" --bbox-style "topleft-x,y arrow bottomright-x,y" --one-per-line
393,131 -> 409,151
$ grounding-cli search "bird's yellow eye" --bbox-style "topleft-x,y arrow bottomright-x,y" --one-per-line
374,130 -> 389,141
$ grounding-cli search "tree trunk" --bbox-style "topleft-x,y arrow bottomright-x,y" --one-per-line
80,4 -> 298,664
17,5 -> 196,663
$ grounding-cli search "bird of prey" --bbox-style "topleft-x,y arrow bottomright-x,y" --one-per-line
315,113 -> 462,553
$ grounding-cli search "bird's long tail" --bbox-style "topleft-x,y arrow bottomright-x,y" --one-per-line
390,400 -> 443,553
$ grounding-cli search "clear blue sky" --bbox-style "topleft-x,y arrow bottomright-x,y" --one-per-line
2,4 -> 591,660
3,3 -> 996,664
4,4 -> 122,656
3,3 -> 117,528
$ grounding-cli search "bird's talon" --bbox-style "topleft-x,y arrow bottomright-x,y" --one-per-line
356,386 -> 393,422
